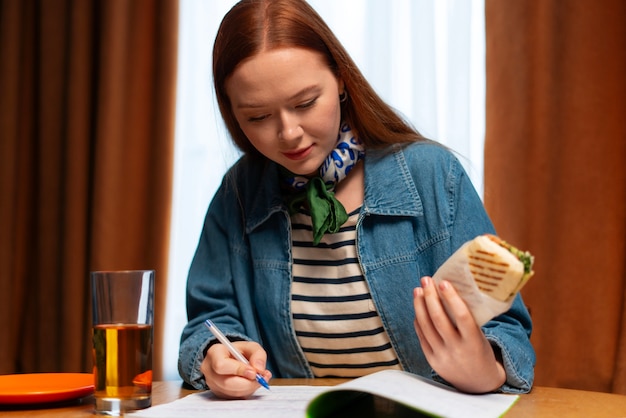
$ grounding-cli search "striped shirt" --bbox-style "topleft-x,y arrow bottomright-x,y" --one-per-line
290,208 -> 401,377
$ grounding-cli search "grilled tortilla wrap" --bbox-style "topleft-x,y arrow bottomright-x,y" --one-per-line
432,234 -> 534,325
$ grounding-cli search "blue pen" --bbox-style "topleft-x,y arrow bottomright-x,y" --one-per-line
204,319 -> 270,390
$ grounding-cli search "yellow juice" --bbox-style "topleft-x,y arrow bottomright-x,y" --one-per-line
93,324 -> 153,400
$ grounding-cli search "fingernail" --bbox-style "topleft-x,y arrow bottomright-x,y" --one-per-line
243,368 -> 256,380
421,277 -> 431,287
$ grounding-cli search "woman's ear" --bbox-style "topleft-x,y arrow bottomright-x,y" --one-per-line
338,79 -> 348,103
337,78 -> 345,96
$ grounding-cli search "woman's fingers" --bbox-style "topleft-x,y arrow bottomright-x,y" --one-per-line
413,287 -> 434,354
414,277 -> 482,351
420,277 -> 458,338
413,284 -> 443,349
202,342 -> 270,399
436,278 -> 482,338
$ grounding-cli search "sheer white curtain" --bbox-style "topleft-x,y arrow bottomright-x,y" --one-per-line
163,0 -> 485,380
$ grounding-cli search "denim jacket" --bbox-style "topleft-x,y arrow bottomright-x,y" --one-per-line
178,142 -> 535,393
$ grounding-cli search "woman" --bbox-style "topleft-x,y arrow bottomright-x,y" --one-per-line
178,0 -> 535,399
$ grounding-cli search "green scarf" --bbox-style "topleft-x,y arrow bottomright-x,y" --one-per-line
286,177 -> 348,245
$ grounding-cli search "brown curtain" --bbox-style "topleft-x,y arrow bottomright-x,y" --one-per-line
484,0 -> 626,394
0,0 -> 178,380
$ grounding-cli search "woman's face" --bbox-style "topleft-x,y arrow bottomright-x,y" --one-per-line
226,47 -> 343,176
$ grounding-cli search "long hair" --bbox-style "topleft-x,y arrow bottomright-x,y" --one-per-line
213,0 -> 425,155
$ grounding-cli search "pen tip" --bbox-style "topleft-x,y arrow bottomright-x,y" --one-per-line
257,376 -> 270,390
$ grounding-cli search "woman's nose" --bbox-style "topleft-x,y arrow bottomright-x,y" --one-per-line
278,112 -> 303,142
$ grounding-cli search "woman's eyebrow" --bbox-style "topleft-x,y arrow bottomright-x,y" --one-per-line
236,85 -> 320,109
287,85 -> 319,101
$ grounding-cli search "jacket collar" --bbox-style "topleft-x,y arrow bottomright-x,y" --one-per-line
245,146 -> 424,233
244,160 -> 286,234
362,146 -> 424,217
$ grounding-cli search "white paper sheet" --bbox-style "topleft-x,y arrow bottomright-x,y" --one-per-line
125,386 -> 330,418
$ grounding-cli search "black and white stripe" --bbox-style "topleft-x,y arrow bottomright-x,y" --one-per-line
290,209 -> 401,377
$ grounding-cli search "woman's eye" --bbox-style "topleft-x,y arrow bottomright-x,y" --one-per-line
248,114 -> 268,122
296,98 -> 317,109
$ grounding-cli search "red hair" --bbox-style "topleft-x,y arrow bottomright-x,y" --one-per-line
213,0 -> 424,155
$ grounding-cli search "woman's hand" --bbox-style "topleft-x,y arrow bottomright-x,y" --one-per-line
413,276 -> 506,393
201,340 -> 272,399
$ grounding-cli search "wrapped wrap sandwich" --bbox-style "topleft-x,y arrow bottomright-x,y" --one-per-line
432,234 -> 534,326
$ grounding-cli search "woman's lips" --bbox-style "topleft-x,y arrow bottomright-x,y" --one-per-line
282,145 -> 313,160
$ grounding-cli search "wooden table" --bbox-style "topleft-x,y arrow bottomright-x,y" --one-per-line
1,379 -> 625,417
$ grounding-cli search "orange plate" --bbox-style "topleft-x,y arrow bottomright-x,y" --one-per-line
0,373 -> 94,405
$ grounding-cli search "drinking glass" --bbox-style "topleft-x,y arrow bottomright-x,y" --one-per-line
91,270 -> 154,416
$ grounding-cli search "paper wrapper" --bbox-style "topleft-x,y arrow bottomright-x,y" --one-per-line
432,241 -> 516,326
